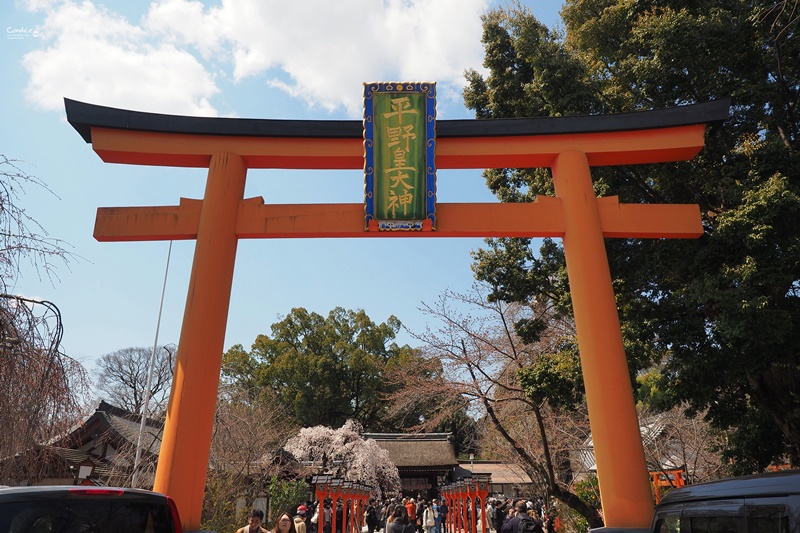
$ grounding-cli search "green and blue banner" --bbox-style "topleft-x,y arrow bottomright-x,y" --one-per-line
364,82 -> 436,230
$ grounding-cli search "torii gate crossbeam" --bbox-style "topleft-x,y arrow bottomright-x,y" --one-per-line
66,98 -> 729,533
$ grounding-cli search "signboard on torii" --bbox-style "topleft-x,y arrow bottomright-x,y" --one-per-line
65,93 -> 730,531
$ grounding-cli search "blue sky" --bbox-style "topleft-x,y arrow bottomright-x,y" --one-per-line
1,0 -> 564,376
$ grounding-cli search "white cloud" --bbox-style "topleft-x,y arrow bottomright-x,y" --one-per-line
143,0 -> 226,58
214,0 -> 490,115
20,0 -> 60,11
20,0 -> 491,117
22,1 -> 219,115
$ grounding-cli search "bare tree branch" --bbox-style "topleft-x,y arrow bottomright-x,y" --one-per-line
384,283 -> 605,527
0,156 -> 80,288
96,345 -> 176,416
0,294 -> 92,484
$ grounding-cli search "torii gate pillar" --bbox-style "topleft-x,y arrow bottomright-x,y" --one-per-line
153,152 -> 246,517
553,151 -> 652,526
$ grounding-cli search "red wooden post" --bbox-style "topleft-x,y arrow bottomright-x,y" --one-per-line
457,482 -> 466,533
473,475 -> 490,533
313,475 -> 332,533
470,484 -> 479,533
342,483 -> 352,533
331,480 -> 342,533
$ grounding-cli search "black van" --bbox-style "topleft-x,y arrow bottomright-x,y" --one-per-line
651,470 -> 800,533
0,486 -> 183,533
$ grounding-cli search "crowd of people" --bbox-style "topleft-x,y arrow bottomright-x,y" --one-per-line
485,498 -> 554,533
236,495 -> 554,533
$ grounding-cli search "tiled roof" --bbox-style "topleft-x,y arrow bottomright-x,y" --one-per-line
454,462 -> 533,484
41,446 -> 116,478
48,401 -> 163,466
104,409 -> 163,455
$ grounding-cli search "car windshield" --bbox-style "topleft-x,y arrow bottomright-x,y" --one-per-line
1,498 -> 174,533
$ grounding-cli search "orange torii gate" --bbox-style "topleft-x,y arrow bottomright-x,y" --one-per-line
65,97 -> 729,532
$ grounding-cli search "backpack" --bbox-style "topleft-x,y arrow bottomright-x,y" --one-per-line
518,515 -> 545,533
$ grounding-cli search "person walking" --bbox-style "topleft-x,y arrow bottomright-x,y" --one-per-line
272,512 -> 298,533
380,499 -> 392,532
366,498 -> 380,533
237,509 -> 269,533
422,501 -> 436,533
336,501 -> 345,533
500,502 -> 543,533
322,500 -> 333,533
405,498 -> 417,526
385,505 -> 408,533
295,506 -> 309,533
487,500 -> 506,533
437,499 -> 447,533
416,500 -> 426,533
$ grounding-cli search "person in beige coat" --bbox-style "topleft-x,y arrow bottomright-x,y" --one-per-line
295,506 -> 309,533
236,509 -> 269,533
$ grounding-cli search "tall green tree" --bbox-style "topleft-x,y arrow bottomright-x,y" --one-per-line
222,307 -> 418,430
465,1 -> 800,470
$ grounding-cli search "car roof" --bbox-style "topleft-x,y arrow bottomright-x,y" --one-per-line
658,470 -> 800,505
0,485 -> 168,501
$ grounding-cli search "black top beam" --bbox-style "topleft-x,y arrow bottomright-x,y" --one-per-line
65,97 -> 731,144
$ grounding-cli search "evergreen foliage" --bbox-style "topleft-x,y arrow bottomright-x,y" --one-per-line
465,0 -> 800,469
221,307 -> 425,431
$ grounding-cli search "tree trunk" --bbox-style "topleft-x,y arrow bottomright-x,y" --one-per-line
476,367 -> 603,528
550,483 -> 604,529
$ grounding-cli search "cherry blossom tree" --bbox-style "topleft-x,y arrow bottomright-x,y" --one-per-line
285,420 -> 400,496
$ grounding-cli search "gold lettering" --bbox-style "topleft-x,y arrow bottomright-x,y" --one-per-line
385,124 -> 416,150
387,168 -> 415,191
379,93 -> 422,219
382,97 -> 419,125
386,188 -> 414,217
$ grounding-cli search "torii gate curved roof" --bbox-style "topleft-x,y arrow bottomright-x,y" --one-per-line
66,98 -> 729,141
65,97 -> 730,170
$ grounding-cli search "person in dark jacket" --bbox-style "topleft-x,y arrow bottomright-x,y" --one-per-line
493,500 -> 507,533
386,505 -> 410,533
415,499 -> 426,533
437,500 -> 448,531
321,500 -> 333,533
366,498 -> 380,533
500,502 -> 543,533
335,502 -> 345,533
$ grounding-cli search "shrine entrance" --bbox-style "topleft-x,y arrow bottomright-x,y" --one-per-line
65,95 -> 729,532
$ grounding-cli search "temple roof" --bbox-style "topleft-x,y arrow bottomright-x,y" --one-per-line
364,433 -> 459,469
